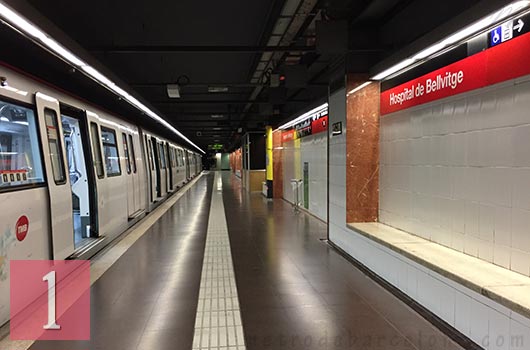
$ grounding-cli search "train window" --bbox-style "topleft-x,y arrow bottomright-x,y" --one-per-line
100,127 -> 121,176
129,134 -> 137,173
90,122 -> 104,178
0,100 -> 44,189
44,108 -> 66,185
122,133 -> 131,174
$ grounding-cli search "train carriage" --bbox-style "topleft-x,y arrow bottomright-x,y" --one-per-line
0,63 -> 202,326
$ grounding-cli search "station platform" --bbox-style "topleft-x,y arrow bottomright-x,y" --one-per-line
25,172 -> 462,350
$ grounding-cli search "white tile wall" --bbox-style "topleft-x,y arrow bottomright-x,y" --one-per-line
281,133 -> 328,221
380,76 -> 530,276
301,133 -> 328,221
330,81 -> 530,350
334,224 -> 530,350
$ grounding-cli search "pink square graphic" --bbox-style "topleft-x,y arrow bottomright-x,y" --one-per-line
10,260 -> 90,340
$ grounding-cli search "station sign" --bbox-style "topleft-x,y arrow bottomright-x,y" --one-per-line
293,114 -> 328,139
381,30 -> 530,115
208,144 -> 223,151
489,13 -> 529,47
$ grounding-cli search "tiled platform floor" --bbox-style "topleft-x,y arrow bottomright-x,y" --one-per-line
27,172 -> 463,350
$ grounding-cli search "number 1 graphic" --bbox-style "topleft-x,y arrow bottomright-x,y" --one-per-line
42,270 -> 61,330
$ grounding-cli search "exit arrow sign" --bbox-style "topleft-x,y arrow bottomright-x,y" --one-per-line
514,18 -> 525,32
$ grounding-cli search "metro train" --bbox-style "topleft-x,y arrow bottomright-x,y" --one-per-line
0,63 -> 202,325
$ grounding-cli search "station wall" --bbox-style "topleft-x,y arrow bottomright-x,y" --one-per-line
280,128 -> 328,221
380,75 -> 530,276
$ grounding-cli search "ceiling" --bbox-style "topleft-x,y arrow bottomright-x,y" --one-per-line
0,0 -> 510,152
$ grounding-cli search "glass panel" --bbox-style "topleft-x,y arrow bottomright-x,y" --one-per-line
129,134 -> 137,173
100,127 -> 121,176
122,133 -> 131,174
44,108 -> 66,184
159,143 -> 166,169
0,100 -> 44,189
90,122 -> 104,178
178,149 -> 183,166
145,135 -> 153,171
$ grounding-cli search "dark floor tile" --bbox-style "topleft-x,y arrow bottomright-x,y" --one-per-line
136,329 -> 193,350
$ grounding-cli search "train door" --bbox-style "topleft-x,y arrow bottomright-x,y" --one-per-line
130,134 -> 142,212
151,137 -> 162,199
166,143 -> 173,192
185,151 -> 190,179
60,105 -> 98,248
123,133 -> 142,218
144,135 -> 156,202
35,93 -> 74,259
176,148 -> 183,185
160,143 -> 168,195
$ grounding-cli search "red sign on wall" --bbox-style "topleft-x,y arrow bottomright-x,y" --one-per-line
381,31 -> 530,115
311,115 -> 328,135
282,130 -> 295,142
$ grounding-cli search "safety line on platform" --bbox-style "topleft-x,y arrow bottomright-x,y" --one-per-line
192,173 -> 246,350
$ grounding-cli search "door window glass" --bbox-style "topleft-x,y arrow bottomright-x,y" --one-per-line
0,100 -> 44,189
122,133 -> 131,174
44,108 -> 66,184
129,134 -> 137,173
177,149 -> 183,166
90,122 -> 104,178
100,127 -> 121,176
159,143 -> 166,169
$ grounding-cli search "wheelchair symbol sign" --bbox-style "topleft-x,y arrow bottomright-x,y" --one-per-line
490,27 -> 502,46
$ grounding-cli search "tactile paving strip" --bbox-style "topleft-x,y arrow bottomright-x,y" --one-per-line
192,174 -> 246,350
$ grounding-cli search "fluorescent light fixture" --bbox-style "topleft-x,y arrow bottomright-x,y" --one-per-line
211,114 -> 224,119
347,81 -> 373,96
277,103 -> 328,130
371,58 -> 415,81
208,86 -> 229,93
167,84 -> 181,98
41,37 -> 86,67
0,2 -> 205,154
371,0 -> 530,81
80,65 -> 115,88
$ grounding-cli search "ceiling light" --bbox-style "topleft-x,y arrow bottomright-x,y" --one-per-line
347,81 -> 373,96
371,0 -> 530,81
211,114 -> 224,119
0,2 -> 204,154
208,86 -> 229,93
277,103 -> 328,130
167,84 -> 181,98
